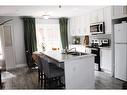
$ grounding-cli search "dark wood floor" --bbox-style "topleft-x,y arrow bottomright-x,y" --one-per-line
95,71 -> 124,89
1,67 -> 126,89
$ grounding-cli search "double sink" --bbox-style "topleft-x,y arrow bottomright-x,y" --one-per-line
67,51 -> 87,56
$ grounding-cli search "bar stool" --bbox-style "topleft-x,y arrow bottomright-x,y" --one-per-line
36,56 -> 44,88
40,55 -> 64,89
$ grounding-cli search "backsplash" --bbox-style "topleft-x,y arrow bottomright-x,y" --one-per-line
89,34 -> 112,46
69,34 -> 111,46
70,36 -> 85,45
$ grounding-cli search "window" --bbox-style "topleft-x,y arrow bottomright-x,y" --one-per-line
36,19 -> 62,52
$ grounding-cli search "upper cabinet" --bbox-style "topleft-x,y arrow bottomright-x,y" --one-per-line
69,6 -> 112,36
112,6 -> 127,19
90,6 -> 112,34
103,7 -> 112,34
97,8 -> 104,22
90,8 -> 104,24
69,17 -> 76,36
69,14 -> 90,36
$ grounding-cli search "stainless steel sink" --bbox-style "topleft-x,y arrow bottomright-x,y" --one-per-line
67,51 -> 87,56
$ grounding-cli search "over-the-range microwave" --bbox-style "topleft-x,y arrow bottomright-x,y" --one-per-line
90,22 -> 105,35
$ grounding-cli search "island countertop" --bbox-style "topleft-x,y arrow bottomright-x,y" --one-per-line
33,50 -> 95,89
33,51 -> 95,63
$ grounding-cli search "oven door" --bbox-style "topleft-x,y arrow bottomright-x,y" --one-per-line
91,48 -> 101,71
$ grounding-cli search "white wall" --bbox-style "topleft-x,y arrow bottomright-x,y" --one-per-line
0,16 -> 26,69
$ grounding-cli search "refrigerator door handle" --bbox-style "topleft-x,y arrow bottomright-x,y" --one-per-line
115,43 -> 127,44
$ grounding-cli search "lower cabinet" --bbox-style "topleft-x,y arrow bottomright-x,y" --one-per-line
100,48 -> 112,74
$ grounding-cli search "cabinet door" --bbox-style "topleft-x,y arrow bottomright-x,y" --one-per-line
115,44 -> 127,81
85,14 -> 90,35
123,6 -> 127,15
76,16 -> 81,36
112,6 -> 127,18
90,11 -> 97,24
79,16 -> 85,36
90,9 -> 104,23
103,7 -> 112,34
100,49 -> 112,73
113,6 -> 123,17
70,18 -> 76,36
114,23 -> 127,43
74,17 -> 79,36
70,14 -> 90,36
97,8 -> 104,22
78,15 -> 89,36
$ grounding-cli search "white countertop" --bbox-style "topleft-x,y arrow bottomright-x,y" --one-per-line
33,51 -> 95,63
99,46 -> 112,50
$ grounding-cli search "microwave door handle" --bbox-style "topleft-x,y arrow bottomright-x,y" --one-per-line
98,24 -> 101,32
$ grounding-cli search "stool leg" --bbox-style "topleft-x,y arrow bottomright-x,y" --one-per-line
0,70 -> 2,89
38,69 -> 40,83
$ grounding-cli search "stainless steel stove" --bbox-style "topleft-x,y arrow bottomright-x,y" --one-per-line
89,39 -> 110,71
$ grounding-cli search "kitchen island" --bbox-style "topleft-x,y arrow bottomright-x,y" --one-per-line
33,51 -> 95,89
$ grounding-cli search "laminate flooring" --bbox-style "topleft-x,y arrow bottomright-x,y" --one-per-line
0,67 -> 126,89
95,71 -> 124,89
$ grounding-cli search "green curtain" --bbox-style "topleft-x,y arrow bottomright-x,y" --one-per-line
59,18 -> 68,49
22,17 -> 37,67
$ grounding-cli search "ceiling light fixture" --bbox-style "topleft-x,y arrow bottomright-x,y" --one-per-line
59,5 -> 62,8
42,15 -> 50,19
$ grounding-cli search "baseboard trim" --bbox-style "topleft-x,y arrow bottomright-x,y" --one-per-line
16,63 -> 27,68
101,68 -> 112,75
6,63 -> 27,70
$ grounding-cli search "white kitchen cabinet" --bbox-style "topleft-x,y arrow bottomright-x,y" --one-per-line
96,8 -> 104,22
78,16 -> 85,36
90,11 -> 97,24
100,48 -> 112,74
69,15 -> 89,36
89,7 -> 112,34
112,6 -> 123,17
112,6 -> 127,19
103,6 -> 112,34
70,17 -> 79,36
70,17 -> 76,36
90,8 -> 104,24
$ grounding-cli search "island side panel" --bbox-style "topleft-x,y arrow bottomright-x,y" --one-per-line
64,56 -> 95,89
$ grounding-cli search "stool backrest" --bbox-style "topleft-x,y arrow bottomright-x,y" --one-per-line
37,56 -> 43,73
40,55 -> 50,77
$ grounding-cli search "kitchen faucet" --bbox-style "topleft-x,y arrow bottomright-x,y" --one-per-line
63,47 -> 76,54
68,47 -> 76,52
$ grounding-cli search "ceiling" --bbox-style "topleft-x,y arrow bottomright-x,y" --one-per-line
0,6 -> 106,18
